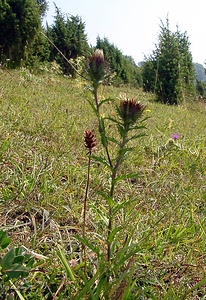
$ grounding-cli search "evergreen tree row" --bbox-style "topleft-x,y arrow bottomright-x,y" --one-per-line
0,1 -> 204,102
0,1 -> 142,87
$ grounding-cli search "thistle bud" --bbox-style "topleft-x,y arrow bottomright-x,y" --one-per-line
88,49 -> 105,83
118,98 -> 145,125
84,130 -> 97,153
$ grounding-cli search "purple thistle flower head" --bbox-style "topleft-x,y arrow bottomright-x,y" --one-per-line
172,133 -> 179,140
118,98 -> 145,125
88,49 -> 106,83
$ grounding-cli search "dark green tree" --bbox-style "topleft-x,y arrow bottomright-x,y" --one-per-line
96,37 -> 142,87
25,27 -> 51,69
142,19 -> 195,104
36,0 -> 48,18
0,0 -> 41,67
141,56 -> 157,92
47,5 -> 89,75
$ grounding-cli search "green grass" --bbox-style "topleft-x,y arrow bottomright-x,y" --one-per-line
0,68 -> 206,299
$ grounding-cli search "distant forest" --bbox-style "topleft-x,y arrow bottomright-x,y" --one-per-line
0,0 -> 206,102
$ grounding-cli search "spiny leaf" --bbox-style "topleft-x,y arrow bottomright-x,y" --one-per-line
118,124 -> 127,137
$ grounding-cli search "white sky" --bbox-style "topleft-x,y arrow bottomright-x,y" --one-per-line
44,0 -> 206,65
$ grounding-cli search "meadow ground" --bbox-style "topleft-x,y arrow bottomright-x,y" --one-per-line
0,68 -> 206,299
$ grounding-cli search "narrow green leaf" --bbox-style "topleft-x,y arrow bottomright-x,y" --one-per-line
113,173 -> 140,184
75,235 -> 101,256
106,116 -> 121,125
113,201 -> 130,215
99,97 -> 114,107
84,278 -> 96,300
86,99 -> 98,117
96,190 -> 114,207
56,245 -> 76,282
107,226 -> 123,243
95,275 -> 108,298
9,281 -> 26,300
181,276 -> 206,300
128,133 -> 146,141
118,147 -> 133,156
112,244 -> 140,272
107,136 -> 121,146
74,271 -> 99,300
128,124 -> 147,131
73,262 -> 85,272
92,206 -> 108,225
91,155 -> 111,168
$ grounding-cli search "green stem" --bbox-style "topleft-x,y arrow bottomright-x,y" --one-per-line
113,130 -> 128,174
93,87 -> 113,169
107,129 -> 128,262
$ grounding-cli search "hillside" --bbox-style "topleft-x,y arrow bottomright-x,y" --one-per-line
194,62 -> 206,82
0,68 -> 206,299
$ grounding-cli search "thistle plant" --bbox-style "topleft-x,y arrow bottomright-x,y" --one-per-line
82,130 -> 96,273
79,49 -> 147,298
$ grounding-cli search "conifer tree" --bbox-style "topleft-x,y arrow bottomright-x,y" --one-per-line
47,5 -> 89,75
96,37 -> 141,87
0,0 -> 41,66
142,19 -> 195,104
